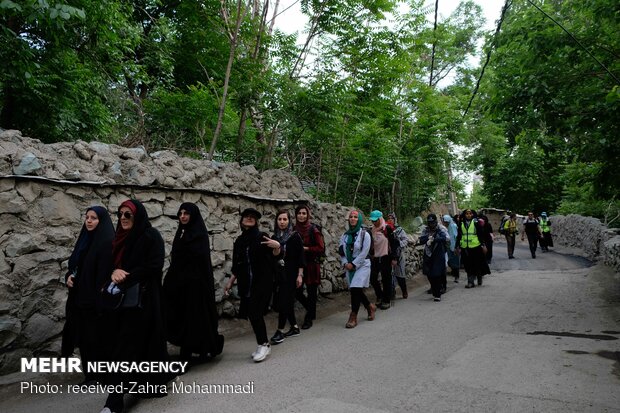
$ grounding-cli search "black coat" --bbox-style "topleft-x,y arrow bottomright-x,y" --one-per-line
232,225 -> 275,319
419,226 -> 449,278
61,206 -> 114,358
274,232 -> 305,286
163,202 -> 224,356
103,200 -> 170,388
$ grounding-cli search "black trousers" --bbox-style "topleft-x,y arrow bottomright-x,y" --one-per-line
277,280 -> 297,330
526,233 -> 538,257
296,283 -> 318,321
242,295 -> 269,345
249,316 -> 268,345
370,256 -> 392,304
350,287 -> 370,314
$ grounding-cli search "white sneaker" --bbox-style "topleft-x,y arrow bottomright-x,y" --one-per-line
252,344 -> 271,362
251,345 -> 261,358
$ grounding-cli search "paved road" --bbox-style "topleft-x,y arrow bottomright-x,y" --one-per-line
2,240 -> 619,412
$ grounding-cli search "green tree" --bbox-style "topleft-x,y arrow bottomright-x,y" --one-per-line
476,0 -> 619,216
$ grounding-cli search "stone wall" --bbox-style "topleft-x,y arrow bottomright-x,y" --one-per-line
0,130 -> 423,374
547,214 -> 620,270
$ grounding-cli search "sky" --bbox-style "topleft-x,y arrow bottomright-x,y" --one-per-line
275,0 -> 504,36
273,0 -> 503,196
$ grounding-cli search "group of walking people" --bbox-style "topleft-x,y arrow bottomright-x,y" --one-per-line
416,209 -> 493,302
500,210 -> 553,259
222,205 -> 324,362
62,200 -> 223,413
62,199 -> 552,412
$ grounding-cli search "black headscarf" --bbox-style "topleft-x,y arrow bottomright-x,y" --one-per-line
237,210 -> 261,248
68,206 -> 114,277
171,202 -> 209,259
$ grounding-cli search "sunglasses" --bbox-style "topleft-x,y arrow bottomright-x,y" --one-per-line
116,211 -> 133,219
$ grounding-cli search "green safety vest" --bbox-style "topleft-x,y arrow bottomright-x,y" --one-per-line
540,218 -> 550,233
460,221 -> 481,248
503,219 -> 517,235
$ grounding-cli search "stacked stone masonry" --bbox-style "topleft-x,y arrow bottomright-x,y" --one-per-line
0,130 -> 423,374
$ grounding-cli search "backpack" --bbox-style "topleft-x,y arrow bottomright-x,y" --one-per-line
308,223 -> 327,263
364,226 -> 392,259
339,229 -> 371,260
499,216 -> 508,234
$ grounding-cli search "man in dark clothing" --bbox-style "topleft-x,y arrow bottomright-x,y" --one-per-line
521,212 -> 541,259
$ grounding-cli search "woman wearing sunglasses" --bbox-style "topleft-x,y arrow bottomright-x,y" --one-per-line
61,206 -> 114,385
163,202 -> 224,365
100,199 -> 170,413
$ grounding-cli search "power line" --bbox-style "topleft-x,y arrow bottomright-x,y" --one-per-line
524,0 -> 619,84
267,0 -> 302,26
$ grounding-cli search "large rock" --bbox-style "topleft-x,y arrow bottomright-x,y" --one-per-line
0,316 -> 21,348
13,152 -> 42,175
0,192 -> 28,214
21,313 -> 60,347
3,233 -> 45,257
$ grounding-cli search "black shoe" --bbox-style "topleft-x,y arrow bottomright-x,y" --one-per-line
378,302 -> 390,310
454,278 -> 459,283
283,326 -> 301,337
477,276 -> 483,286
509,256 -> 514,259
465,283 -> 475,289
440,287 -> 446,294
532,254 -> 536,259
270,330 -> 285,344
433,297 -> 441,302
426,289 -> 432,294
301,320 -> 313,330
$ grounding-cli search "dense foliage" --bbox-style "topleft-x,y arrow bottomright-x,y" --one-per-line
469,0 -> 619,224
1,0 -> 617,224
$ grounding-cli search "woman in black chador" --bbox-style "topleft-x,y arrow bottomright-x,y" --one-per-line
101,199 -> 171,413
61,206 -> 114,384
163,202 -> 224,363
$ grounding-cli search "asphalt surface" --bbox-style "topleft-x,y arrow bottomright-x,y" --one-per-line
1,239 -> 619,413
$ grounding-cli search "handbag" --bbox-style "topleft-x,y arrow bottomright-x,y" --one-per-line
117,283 -> 144,309
101,282 -> 144,310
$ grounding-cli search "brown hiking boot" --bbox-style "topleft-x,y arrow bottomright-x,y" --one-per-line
367,303 -> 376,321
345,312 -> 358,328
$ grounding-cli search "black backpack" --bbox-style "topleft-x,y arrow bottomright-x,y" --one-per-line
308,223 -> 327,263
499,216 -> 508,234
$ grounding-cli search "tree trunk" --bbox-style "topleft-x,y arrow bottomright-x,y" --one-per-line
209,0 -> 248,160
353,169 -> 364,208
236,108 -> 248,162
429,0 -> 439,87
316,148 -> 323,200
